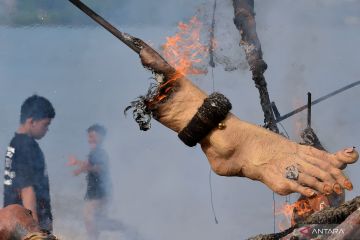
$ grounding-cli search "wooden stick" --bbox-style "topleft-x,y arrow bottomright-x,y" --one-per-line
67,0 -> 175,78
68,0 -> 144,53
275,80 -> 360,123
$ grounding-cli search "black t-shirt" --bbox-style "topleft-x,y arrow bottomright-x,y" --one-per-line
85,147 -> 111,200
3,133 -> 53,231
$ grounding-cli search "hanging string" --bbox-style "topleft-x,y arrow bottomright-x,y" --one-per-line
280,122 -> 291,214
209,39 -> 218,225
211,68 -> 215,91
209,168 -> 219,224
273,192 -> 276,233
208,0 -> 219,225
274,122 -> 292,232
209,0 -> 217,69
278,122 -> 294,232
279,122 -> 290,139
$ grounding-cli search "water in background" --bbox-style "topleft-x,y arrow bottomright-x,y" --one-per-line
0,1 -> 360,239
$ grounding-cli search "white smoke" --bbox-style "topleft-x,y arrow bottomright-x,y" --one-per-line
0,1 -> 359,239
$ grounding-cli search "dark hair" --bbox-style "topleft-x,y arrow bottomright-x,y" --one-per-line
20,95 -> 55,124
87,124 -> 107,137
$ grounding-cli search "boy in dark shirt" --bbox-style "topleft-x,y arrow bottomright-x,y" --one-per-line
67,124 -> 113,240
3,95 -> 55,232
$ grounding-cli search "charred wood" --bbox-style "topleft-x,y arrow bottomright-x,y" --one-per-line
248,196 -> 360,240
232,0 -> 278,133
325,208 -> 360,240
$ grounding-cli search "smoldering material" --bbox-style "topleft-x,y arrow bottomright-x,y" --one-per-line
124,81 -> 160,131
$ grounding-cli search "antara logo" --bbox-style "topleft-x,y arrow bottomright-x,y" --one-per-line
312,228 -> 344,235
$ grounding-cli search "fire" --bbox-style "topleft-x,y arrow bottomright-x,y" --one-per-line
146,16 -> 210,106
275,194 -> 331,231
275,199 -> 314,229
292,199 -> 313,217
162,16 -> 209,76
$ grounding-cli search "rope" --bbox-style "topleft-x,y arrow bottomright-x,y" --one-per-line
272,192 -> 275,233
208,0 -> 219,225
209,168 -> 219,224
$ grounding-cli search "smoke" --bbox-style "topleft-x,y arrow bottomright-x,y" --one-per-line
0,0 -> 204,27
197,0 -> 249,72
0,0 -> 359,239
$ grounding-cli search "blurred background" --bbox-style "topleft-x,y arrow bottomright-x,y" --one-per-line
0,0 -> 359,239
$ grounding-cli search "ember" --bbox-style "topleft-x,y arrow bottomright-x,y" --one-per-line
276,194 -> 332,230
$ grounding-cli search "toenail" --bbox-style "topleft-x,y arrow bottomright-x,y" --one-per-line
333,183 -> 343,194
323,184 -> 332,195
345,147 -> 354,154
344,180 -> 353,190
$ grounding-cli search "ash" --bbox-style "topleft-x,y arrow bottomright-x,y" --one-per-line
124,80 -> 160,131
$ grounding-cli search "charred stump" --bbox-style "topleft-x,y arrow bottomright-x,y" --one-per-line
232,0 -> 278,133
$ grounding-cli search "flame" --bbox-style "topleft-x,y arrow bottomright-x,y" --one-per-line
146,16 -> 210,106
275,203 -> 294,231
292,199 -> 313,216
275,199 -> 314,229
275,194 -> 332,231
162,16 -> 208,76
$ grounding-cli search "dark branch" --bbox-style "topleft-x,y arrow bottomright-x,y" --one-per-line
232,0 -> 278,133
248,196 -> 360,240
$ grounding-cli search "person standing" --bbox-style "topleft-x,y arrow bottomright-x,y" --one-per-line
3,95 -> 56,232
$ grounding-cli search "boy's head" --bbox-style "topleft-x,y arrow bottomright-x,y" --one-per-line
87,124 -> 106,149
20,95 -> 55,139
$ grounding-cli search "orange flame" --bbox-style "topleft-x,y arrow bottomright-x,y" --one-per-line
276,194 -> 332,231
162,16 -> 208,76
275,199 -> 314,229
146,16 -> 210,106
275,202 -> 294,230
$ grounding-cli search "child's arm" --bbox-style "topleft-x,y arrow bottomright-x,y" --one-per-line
72,161 -> 88,176
66,155 -> 82,167
21,186 -> 38,224
67,155 -> 90,176
71,160 -> 103,176
67,154 -> 105,175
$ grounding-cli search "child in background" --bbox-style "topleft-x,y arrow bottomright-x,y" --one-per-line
67,124 -> 117,240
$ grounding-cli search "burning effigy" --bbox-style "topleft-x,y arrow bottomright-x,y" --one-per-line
1,1 -> 359,240
69,0 -> 359,238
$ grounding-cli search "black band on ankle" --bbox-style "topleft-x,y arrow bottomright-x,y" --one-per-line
178,92 -> 232,147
